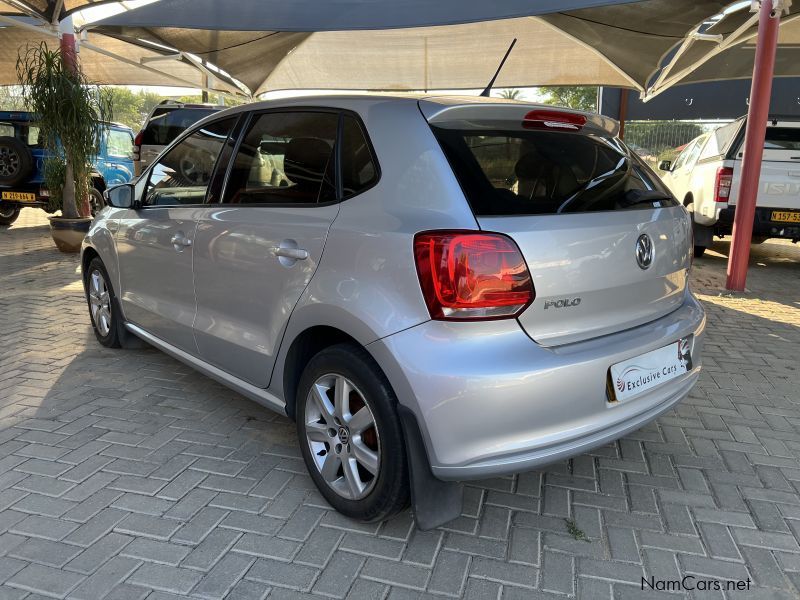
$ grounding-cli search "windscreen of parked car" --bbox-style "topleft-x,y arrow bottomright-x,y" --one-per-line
223,111 -> 338,205
107,129 -> 134,159
433,127 -> 676,216
141,108 -> 219,146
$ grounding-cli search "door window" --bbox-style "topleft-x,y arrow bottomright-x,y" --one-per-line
107,129 -> 134,159
223,112 -> 337,205
145,118 -> 235,207
671,139 -> 697,171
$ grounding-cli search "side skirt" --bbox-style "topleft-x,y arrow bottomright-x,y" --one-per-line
125,323 -> 286,414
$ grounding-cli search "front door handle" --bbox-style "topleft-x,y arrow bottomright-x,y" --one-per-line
171,233 -> 193,251
274,247 -> 309,260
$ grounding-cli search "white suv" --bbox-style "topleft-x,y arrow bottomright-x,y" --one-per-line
659,116 -> 800,257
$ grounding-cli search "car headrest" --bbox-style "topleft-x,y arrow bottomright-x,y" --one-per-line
284,137 -> 332,187
514,151 -> 548,180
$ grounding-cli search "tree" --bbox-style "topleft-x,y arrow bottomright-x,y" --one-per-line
539,86 -> 598,112
498,89 -> 524,100
104,87 -> 162,131
0,86 -> 26,111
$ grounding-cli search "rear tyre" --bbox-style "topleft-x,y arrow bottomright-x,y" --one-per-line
0,204 -> 20,226
296,344 -> 409,522
693,245 -> 706,258
84,257 -> 123,348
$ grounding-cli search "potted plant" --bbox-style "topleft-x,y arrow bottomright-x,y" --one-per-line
16,42 -> 110,252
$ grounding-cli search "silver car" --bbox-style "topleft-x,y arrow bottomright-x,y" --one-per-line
82,95 -> 706,529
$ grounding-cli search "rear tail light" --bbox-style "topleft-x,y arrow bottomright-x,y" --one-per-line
414,231 -> 534,320
522,109 -> 587,131
714,167 -> 733,202
133,131 -> 143,161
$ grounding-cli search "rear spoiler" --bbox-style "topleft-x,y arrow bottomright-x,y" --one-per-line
419,100 -> 619,138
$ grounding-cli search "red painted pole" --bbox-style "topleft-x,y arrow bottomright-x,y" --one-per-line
725,1 -> 782,291
58,14 -> 78,74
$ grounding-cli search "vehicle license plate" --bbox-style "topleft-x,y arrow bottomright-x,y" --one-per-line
1,191 -> 36,202
771,211 -> 800,223
609,338 -> 692,403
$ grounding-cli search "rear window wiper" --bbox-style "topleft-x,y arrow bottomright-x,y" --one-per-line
619,189 -> 673,208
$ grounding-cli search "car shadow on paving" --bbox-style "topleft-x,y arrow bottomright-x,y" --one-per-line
1,209 -> 800,599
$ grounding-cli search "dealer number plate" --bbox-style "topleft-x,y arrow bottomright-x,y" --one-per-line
609,338 -> 693,403
1,191 -> 36,202
772,211 -> 800,223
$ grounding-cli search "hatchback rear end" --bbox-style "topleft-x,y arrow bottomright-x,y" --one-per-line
369,98 -> 705,480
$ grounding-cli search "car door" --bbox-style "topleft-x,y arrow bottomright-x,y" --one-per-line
666,136 -> 705,200
115,117 -> 237,353
192,110 -> 341,387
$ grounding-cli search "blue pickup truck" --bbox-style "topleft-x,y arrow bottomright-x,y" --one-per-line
0,111 -> 135,226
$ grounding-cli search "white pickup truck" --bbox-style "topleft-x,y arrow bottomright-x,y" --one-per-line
659,116 -> 800,257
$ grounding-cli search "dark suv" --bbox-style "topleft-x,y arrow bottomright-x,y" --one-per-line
133,101 -> 223,176
0,111 -> 135,226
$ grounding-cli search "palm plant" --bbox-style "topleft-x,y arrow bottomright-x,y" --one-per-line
499,88 -> 524,100
16,42 -> 111,219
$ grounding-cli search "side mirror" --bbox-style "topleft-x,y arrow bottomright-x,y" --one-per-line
104,183 -> 134,209
658,160 -> 672,172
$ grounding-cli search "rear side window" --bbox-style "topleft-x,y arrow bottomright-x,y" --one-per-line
765,127 -> 800,150
223,111 -> 337,205
341,115 -> 378,197
701,120 -> 739,160
141,108 -> 219,146
433,127 -> 674,216
0,121 -> 40,147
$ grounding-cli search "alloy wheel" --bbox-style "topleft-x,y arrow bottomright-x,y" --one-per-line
304,374 -> 381,500
88,269 -> 112,337
0,204 -> 16,218
0,146 -> 20,178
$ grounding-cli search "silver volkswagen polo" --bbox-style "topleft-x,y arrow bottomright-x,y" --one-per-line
82,95 -> 705,528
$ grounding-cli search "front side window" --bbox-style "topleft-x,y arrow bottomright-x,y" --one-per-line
434,126 -> 673,216
107,129 -> 134,159
145,118 -> 234,206
223,111 -> 337,205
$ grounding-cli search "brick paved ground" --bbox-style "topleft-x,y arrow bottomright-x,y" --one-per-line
1,208 -> 800,599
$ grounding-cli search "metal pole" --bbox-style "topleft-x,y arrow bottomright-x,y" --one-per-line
58,13 -> 78,74
725,0 -> 783,291
618,88 -> 629,140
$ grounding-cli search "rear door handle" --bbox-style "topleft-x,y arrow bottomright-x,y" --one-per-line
274,247 -> 309,260
171,233 -> 193,250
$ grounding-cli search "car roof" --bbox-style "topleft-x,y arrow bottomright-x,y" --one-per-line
191,93 -> 619,136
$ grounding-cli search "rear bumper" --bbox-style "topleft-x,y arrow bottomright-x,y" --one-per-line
369,291 -> 706,481
716,206 -> 800,240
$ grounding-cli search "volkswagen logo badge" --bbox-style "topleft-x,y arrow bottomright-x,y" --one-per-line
635,234 -> 653,270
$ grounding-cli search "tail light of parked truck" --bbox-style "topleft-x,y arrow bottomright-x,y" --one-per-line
133,131 -> 143,162
414,231 -> 534,320
714,166 -> 733,202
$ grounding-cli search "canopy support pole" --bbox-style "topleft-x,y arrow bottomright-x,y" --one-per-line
725,0 -> 785,291
58,13 -> 78,73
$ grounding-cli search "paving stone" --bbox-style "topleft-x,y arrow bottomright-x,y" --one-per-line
6,563 -> 84,598
126,563 -> 203,595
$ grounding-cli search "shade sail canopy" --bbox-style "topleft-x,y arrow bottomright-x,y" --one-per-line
91,0 -> 800,99
91,0 -> 645,31
0,0 -> 114,22
0,17 -> 246,93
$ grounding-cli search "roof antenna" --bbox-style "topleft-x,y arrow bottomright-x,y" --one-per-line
480,38 -> 517,98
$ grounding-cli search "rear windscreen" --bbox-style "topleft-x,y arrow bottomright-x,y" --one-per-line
141,108 -> 219,146
433,127 -> 676,216
765,127 -> 800,151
